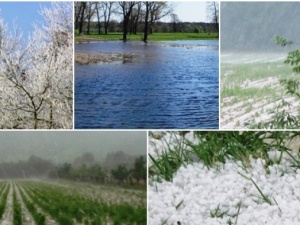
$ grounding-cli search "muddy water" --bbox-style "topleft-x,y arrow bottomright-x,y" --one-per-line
75,40 -> 219,129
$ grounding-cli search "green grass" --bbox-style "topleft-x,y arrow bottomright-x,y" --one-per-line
149,131 -> 300,181
238,172 -> 272,205
75,32 -> 218,42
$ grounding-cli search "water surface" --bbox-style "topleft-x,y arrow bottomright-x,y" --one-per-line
75,40 -> 219,129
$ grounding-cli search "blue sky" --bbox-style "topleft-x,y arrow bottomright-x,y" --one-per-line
0,2 -> 52,39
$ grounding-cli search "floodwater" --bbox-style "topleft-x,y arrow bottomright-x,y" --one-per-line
75,40 -> 219,129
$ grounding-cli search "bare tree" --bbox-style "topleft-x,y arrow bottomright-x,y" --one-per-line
129,2 -> 142,35
94,2 -> 102,34
85,2 -> 96,35
170,13 -> 180,32
101,2 -> 115,35
143,2 -> 154,43
149,2 -> 173,34
118,1 -> 136,42
143,2 -> 173,43
207,1 -> 219,33
76,2 -> 87,34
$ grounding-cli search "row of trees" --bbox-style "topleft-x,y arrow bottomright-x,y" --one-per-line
49,155 -> 146,185
75,1 -> 219,42
0,152 -> 146,186
0,155 -> 53,179
0,2 -> 73,129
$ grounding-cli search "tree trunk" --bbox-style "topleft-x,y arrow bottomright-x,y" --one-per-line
122,19 -> 128,42
78,2 -> 86,34
143,3 -> 150,43
96,4 -> 101,35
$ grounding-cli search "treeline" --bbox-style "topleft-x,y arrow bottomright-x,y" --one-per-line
82,21 -> 216,35
0,155 -> 53,179
49,156 -> 146,185
0,152 -> 146,186
75,1 -> 219,42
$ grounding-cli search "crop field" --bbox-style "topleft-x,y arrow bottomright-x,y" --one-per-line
220,53 -> 300,129
0,180 -> 146,225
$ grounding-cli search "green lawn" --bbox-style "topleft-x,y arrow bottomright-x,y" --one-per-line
75,32 -> 219,42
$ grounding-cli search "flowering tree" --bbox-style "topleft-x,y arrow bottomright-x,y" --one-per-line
0,2 -> 73,129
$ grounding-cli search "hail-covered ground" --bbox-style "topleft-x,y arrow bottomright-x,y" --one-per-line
148,132 -> 300,225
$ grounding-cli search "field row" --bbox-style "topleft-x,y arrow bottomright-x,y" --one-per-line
0,180 -> 146,225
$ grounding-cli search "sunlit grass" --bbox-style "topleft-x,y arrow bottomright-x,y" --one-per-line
75,32 -> 219,42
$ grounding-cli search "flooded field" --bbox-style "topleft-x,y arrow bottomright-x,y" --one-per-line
75,40 -> 219,129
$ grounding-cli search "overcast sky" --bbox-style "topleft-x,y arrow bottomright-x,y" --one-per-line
167,2 -> 208,23
109,1 -> 209,23
0,131 -> 147,164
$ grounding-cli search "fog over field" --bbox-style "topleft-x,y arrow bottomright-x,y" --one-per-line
221,2 -> 300,53
0,131 -> 146,163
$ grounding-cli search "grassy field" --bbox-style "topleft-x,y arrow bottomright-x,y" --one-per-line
75,32 -> 219,42
220,59 -> 300,129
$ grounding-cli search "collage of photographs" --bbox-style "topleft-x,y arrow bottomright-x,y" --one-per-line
0,1 -> 299,225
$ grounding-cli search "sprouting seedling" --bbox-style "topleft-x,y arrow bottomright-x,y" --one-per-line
238,172 -> 272,205
210,204 -> 229,218
161,215 -> 170,225
233,201 -> 242,225
273,196 -> 282,215
175,199 -> 184,210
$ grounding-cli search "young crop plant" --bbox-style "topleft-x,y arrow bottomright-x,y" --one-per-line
18,187 -> 45,225
20,181 -> 146,225
0,182 -> 9,219
13,187 -> 22,225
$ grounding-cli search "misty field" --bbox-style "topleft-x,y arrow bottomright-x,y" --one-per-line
220,53 -> 300,129
0,180 -> 146,225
